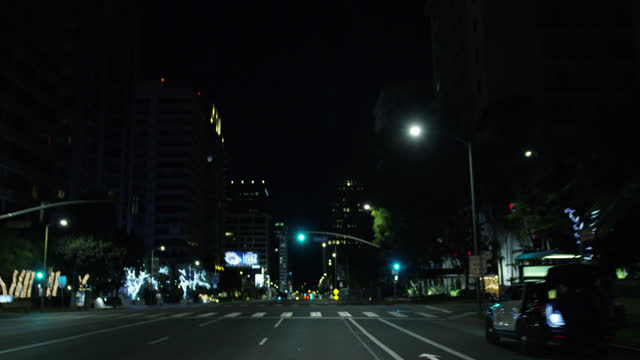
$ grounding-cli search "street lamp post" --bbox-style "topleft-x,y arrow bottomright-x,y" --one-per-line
41,218 -> 68,311
409,126 -> 482,313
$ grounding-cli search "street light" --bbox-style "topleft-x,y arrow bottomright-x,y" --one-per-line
409,125 -> 422,137
332,253 -> 336,258
322,243 -> 326,248
407,122 -> 481,313
160,245 -> 165,251
195,260 -> 200,266
524,150 -> 532,157
59,218 -> 68,227
363,204 -> 371,210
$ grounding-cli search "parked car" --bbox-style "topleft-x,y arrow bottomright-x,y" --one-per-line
486,265 -> 614,355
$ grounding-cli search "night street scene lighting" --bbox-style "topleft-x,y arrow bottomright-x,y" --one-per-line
0,1 -> 637,359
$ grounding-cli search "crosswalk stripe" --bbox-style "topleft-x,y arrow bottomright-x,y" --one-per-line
119,313 -> 145,318
310,312 -> 322,317
362,312 -> 379,317
148,313 -> 167,317
338,312 -> 352,317
252,312 -> 266,318
388,312 -> 408,318
424,305 -> 452,314
196,312 -> 217,318
416,312 -> 437,318
280,312 -> 293,317
224,312 -> 242,317
171,312 -> 193,318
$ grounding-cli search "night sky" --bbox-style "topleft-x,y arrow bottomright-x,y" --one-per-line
139,1 -> 432,284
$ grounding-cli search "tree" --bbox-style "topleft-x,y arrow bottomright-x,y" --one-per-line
0,228 -> 41,278
371,207 -> 393,246
56,233 -> 128,294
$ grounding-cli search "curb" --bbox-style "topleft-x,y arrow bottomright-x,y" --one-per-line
612,343 -> 640,352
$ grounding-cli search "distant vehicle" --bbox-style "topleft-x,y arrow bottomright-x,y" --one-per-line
485,264 -> 614,355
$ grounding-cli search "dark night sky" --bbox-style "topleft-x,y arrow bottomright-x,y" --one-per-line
139,1 -> 432,284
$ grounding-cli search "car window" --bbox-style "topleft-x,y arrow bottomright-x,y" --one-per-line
504,286 -> 523,301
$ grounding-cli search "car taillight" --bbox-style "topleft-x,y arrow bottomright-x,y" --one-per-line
532,302 -> 546,318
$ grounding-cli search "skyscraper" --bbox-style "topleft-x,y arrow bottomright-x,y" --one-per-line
127,82 -> 221,263
224,179 -> 272,273
273,221 -> 289,292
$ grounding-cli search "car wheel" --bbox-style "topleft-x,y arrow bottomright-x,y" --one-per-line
485,318 -> 500,345
518,323 -> 539,355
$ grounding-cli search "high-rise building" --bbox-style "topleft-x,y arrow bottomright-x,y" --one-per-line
425,0 -> 638,141
1,3 -> 138,226
128,82 -> 222,262
224,179 -> 272,271
273,221 -> 289,292
328,178 -> 371,247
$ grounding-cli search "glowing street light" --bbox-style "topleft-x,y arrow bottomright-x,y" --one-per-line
160,245 -> 166,251
195,260 -> 200,266
332,253 -> 336,258
524,150 -> 533,158
363,204 -> 371,210
322,243 -> 326,248
409,125 -> 422,137
59,218 -> 69,227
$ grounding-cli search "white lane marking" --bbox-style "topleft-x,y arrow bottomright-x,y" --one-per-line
274,318 -> 285,328
343,319 -> 382,360
196,312 -> 217,318
252,312 -> 266,318
363,312 -> 379,317
199,318 -> 224,327
379,319 -> 476,360
280,312 -> 293,317
149,313 -> 168,317
147,336 -> 168,345
171,312 -> 193,318
424,305 -> 452,314
0,317 -> 165,355
347,319 -> 404,360
310,312 -> 322,317
448,312 -> 478,320
258,337 -> 268,346
416,312 -> 437,318
119,313 -> 145,318
388,312 -> 408,318
224,312 -> 242,318
338,312 -> 352,317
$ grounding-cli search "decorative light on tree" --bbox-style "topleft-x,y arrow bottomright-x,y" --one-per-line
124,267 -> 148,300
564,208 -> 584,244
158,266 -> 169,275
177,266 -> 210,299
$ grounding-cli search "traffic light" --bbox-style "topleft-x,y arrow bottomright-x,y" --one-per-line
36,272 -> 44,280
297,233 -> 305,242
393,263 -> 400,271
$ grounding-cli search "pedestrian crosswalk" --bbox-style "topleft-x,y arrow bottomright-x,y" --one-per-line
4,309 -> 460,322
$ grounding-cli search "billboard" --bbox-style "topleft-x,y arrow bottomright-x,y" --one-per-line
224,251 -> 258,267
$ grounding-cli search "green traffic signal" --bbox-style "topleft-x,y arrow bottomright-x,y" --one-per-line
393,263 -> 400,271
298,233 -> 305,242
36,272 -> 44,279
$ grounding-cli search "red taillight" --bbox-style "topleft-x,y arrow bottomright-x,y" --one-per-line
603,336 -> 613,340
552,335 -> 566,339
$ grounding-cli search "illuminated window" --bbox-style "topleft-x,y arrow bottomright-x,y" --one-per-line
346,181 -> 352,187
251,180 -> 255,184
57,189 -> 65,199
207,155 -> 213,162
225,232 -> 233,237
67,137 -> 72,144
343,207 -> 350,213
231,180 -> 234,184
241,180 -> 244,184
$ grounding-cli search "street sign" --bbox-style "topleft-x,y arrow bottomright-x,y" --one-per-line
58,275 -> 67,288
469,255 -> 485,277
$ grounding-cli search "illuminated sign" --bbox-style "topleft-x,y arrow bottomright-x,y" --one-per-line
255,274 -> 264,287
224,251 -> 258,267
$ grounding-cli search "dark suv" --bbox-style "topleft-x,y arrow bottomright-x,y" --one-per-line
485,275 -> 613,355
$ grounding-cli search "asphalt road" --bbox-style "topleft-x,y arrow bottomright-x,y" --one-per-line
0,302 -> 637,360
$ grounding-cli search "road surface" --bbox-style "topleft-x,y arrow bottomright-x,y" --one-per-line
0,302 -> 637,359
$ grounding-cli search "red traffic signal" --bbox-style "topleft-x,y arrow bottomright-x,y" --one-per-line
453,251 -> 459,258
509,203 -> 514,211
